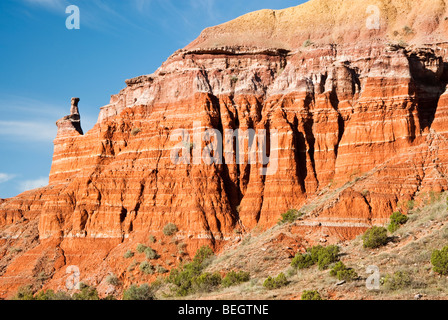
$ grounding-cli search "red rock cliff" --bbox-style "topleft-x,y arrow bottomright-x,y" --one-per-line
2,0 -> 448,298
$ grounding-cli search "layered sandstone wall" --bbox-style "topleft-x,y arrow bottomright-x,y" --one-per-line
2,0 -> 448,298
31,41 -> 448,248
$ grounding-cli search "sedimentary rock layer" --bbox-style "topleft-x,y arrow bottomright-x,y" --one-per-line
2,0 -> 448,298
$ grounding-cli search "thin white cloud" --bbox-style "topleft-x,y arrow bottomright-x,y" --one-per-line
18,177 -> 49,193
0,120 -> 56,142
0,93 -> 98,142
0,94 -> 62,117
134,0 -> 151,13
0,173 -> 16,184
190,0 -> 219,23
22,0 -> 68,11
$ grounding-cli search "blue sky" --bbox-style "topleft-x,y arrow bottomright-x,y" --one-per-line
0,0 -> 302,198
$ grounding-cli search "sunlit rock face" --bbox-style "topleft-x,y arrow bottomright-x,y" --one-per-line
2,0 -> 448,298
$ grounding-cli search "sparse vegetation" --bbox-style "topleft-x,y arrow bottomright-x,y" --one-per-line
291,245 -> 340,270
278,209 -> 303,224
263,273 -> 288,290
429,190 -> 442,204
301,290 -> 322,300
72,283 -> 100,300
136,243 -> 147,253
36,271 -> 49,282
316,245 -> 340,270
13,285 -> 35,300
193,245 -> 215,266
406,200 -> 415,210
163,223 -> 178,236
330,262 -> 358,281
156,265 -> 169,274
106,274 -> 120,287
222,271 -> 250,288
388,211 -> 409,233
13,284 -> 110,301
431,246 -> 448,275
362,226 -> 388,249
167,246 -> 215,296
139,261 -> 155,275
192,272 -> 222,293
144,247 -> 160,260
123,284 -> 154,300
34,290 -> 72,300
383,271 -> 412,290
230,75 -> 239,84
124,250 -> 134,259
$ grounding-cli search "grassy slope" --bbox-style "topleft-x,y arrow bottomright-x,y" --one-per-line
155,192 -> 448,300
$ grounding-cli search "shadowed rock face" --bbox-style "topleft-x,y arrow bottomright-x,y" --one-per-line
2,0 -> 448,298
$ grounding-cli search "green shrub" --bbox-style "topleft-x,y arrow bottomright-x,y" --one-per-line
291,252 -> 315,269
301,290 -> 322,300
14,287 -> 74,301
193,245 -> 214,266
222,271 -> 250,288
156,265 -> 169,274
278,209 -> 303,224
123,284 -> 154,300
144,247 -> 160,260
330,262 -> 358,281
263,273 -> 288,290
34,290 -> 72,300
291,245 -> 340,270
192,272 -> 222,293
13,285 -> 35,300
163,223 -> 178,236
431,246 -> 448,275
167,246 -> 215,296
72,283 -> 100,300
362,226 -> 388,249
149,235 -> 156,243
168,262 -> 203,296
317,245 -> 340,270
124,250 -> 134,259
106,274 -> 120,286
383,271 -> 412,290
388,212 -> 409,233
139,261 -> 154,275
136,244 -> 147,253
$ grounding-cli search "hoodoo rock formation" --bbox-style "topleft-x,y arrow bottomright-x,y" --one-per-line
55,98 -> 83,136
2,0 -> 448,298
